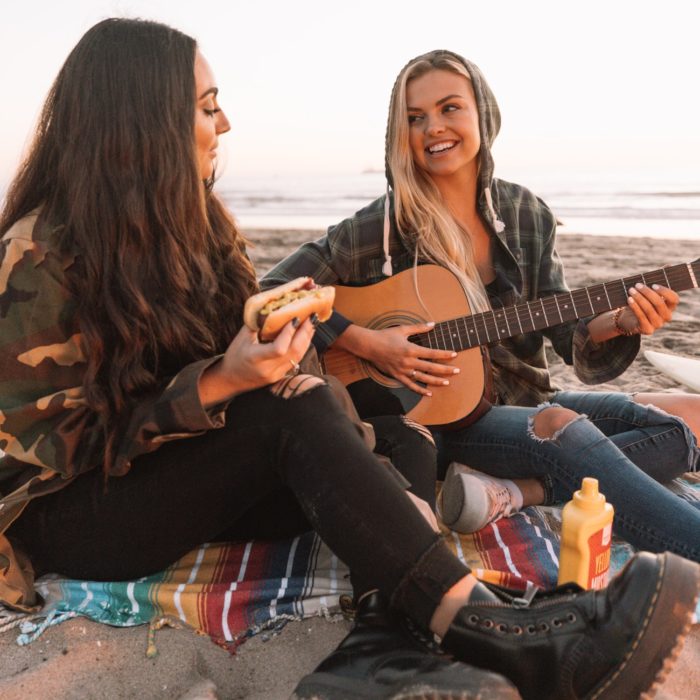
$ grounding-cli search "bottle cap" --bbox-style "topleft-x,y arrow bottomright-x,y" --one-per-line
573,477 -> 606,511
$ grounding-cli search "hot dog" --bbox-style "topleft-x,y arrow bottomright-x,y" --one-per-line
243,277 -> 335,342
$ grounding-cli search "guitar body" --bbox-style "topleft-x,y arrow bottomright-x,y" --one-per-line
323,266 -> 489,428
321,257 -> 700,428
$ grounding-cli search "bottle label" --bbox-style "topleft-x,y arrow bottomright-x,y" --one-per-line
587,524 -> 612,590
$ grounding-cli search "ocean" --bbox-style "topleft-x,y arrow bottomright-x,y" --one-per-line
219,172 -> 700,241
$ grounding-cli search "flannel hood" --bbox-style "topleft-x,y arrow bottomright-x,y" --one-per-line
380,51 -> 505,274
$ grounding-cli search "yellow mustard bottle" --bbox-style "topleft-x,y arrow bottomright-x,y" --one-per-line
557,477 -> 614,590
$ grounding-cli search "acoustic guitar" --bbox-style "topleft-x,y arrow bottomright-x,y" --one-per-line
321,260 -> 700,429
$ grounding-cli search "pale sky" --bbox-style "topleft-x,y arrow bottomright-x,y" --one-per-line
2,0 -> 699,188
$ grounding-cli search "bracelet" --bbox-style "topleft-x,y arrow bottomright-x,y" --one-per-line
612,307 -> 637,337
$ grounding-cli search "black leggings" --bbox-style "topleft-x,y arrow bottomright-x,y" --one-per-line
9,383 -> 467,629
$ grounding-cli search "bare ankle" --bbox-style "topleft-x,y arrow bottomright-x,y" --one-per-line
513,478 -> 545,506
429,574 -> 478,638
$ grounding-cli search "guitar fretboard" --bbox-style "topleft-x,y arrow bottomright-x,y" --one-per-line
409,260 -> 700,352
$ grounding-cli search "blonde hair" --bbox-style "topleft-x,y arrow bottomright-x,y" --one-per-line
387,53 -> 490,313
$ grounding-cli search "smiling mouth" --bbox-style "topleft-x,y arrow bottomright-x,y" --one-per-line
426,141 -> 457,155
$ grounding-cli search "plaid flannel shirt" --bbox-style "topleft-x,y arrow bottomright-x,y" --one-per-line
262,181 -> 640,407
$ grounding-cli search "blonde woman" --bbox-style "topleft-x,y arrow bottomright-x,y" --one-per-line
263,50 -> 700,560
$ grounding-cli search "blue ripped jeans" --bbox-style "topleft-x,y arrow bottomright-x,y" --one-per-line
436,391 -> 700,563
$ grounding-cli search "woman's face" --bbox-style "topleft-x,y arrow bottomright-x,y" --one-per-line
405,69 -> 480,184
194,51 -> 230,180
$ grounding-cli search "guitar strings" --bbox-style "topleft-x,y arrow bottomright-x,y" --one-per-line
409,262 -> 698,351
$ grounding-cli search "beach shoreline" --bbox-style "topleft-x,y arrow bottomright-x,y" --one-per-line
1,231 -> 698,699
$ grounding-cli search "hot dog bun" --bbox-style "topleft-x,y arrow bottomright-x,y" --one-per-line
244,277 -> 335,342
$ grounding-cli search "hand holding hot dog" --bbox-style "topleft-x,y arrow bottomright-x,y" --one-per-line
198,278 -> 333,406
199,318 -> 316,407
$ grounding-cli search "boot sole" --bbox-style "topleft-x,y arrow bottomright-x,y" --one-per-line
440,466 -> 489,534
590,552 -> 699,700
291,668 -> 520,699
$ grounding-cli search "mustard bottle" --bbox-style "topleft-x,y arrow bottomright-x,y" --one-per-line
557,477 -> 614,590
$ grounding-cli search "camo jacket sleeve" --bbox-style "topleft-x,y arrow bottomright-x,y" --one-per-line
0,215 -> 227,479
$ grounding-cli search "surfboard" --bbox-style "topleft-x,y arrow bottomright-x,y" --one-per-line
643,350 -> 700,393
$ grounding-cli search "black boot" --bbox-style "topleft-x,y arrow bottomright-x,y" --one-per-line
292,591 -> 519,699
442,551 -> 699,700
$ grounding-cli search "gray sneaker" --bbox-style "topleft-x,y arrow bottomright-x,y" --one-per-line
439,463 -> 517,534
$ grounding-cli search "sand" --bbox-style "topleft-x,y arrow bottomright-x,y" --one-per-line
1,231 -> 698,699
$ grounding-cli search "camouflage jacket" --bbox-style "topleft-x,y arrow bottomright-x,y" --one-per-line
0,213 -> 227,610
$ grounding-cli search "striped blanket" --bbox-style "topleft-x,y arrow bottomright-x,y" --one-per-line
3,474 -> 699,653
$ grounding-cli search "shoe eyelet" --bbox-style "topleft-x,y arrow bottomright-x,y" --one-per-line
567,613 -> 577,623
511,625 -> 523,635
526,624 -> 537,635
468,614 -> 479,625
482,619 -> 495,629
552,618 -> 562,628
497,623 -> 508,633
538,622 -> 550,632
339,594 -> 355,618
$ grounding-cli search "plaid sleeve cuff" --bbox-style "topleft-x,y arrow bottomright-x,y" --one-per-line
572,319 -> 640,385
312,310 -> 352,353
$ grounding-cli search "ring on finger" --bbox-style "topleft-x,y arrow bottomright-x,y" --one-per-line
410,368 -> 417,379
288,359 -> 300,376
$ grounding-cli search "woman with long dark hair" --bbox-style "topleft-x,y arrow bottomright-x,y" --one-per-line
0,24 -> 697,700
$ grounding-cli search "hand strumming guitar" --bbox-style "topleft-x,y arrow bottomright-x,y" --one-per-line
334,321 -> 460,396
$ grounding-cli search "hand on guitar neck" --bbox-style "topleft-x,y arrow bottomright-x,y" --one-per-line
587,282 -> 680,343
334,321 -> 461,396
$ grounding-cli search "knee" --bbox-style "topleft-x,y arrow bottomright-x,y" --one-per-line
369,415 -> 436,454
636,393 -> 700,416
635,393 -> 700,437
531,406 -> 581,440
399,416 -> 437,449
670,396 -> 700,431
269,373 -> 326,399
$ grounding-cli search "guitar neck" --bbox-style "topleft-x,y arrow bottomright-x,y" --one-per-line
410,260 -> 700,351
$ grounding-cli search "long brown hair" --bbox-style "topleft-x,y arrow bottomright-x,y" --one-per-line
0,18 -> 257,470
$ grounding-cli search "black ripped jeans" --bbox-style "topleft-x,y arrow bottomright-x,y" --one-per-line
9,383 -> 467,629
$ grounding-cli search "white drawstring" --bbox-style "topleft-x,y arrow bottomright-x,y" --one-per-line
382,186 -> 393,276
484,187 -> 505,233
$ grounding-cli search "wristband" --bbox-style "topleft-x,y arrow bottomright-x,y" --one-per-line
612,307 -> 637,337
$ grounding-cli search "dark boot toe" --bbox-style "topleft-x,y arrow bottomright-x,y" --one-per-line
293,592 -> 519,699
442,552 -> 699,700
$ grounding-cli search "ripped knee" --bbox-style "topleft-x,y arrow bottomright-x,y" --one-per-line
528,404 -> 584,441
400,415 -> 436,447
269,373 -> 326,399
